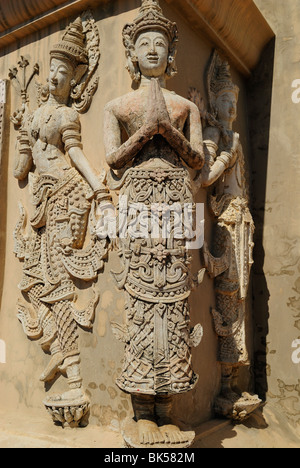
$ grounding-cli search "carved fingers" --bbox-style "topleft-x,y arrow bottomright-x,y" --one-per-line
144,78 -> 171,137
232,132 -> 240,152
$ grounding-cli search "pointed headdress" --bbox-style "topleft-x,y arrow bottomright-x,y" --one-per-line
48,14 -> 100,113
122,0 -> 178,81
50,17 -> 88,66
122,0 -> 178,45
206,50 -> 239,116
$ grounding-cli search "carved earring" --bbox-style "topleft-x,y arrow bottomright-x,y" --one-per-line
70,79 -> 77,88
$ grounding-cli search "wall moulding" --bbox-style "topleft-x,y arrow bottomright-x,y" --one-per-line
0,0 -> 274,76
0,0 -> 109,49
165,0 -> 274,75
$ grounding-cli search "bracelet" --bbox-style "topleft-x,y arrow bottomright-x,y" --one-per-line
216,151 -> 231,169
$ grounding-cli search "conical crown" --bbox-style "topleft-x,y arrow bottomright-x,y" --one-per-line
50,17 -> 88,65
208,51 -> 239,98
122,0 -> 178,45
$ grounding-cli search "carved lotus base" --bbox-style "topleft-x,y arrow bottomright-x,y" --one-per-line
121,418 -> 195,449
214,392 -> 262,422
43,393 -> 90,428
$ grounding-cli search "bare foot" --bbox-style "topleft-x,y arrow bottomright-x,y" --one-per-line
137,419 -> 164,445
159,424 -> 194,445
44,388 -> 88,405
221,388 -> 240,403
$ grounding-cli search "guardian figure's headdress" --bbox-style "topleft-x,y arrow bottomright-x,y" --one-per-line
122,0 -> 178,82
50,17 -> 88,66
122,0 -> 178,45
49,14 -> 100,113
206,50 -> 239,117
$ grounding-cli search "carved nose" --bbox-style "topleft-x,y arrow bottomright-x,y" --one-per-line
149,45 -> 157,54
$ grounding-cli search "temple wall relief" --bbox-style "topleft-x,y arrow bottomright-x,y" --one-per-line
0,0 -> 273,445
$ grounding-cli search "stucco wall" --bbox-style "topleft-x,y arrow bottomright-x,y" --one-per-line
251,0 -> 300,433
0,0 -> 254,432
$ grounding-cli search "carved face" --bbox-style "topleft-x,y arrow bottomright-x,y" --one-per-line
135,30 -> 169,78
48,57 -> 74,98
215,90 -> 238,123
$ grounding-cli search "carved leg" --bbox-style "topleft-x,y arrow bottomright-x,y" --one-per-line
220,364 -> 239,401
215,363 -> 262,421
39,338 -> 63,382
132,394 -> 164,445
155,394 -> 195,446
43,301 -> 89,427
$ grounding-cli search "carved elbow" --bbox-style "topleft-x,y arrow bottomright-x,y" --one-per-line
193,153 -> 205,170
106,154 -> 119,170
14,169 -> 28,181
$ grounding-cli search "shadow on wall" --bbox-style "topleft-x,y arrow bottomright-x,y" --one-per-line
246,37 -> 275,402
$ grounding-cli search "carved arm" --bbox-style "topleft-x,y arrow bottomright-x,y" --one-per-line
68,146 -> 108,196
200,128 -> 239,187
154,79 -> 204,170
159,106 -> 204,170
103,103 -> 156,170
13,127 -> 33,180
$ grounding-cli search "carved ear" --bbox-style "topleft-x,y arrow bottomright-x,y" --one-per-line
125,52 -> 141,83
126,58 -> 141,83
74,64 -> 88,84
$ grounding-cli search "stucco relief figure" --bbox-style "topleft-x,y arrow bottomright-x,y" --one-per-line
104,0 -> 205,448
193,51 -> 261,420
11,16 -> 110,427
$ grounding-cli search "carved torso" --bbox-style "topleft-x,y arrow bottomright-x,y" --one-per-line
28,103 -> 80,178
108,87 -> 191,168
107,85 -> 201,396
217,134 -> 245,199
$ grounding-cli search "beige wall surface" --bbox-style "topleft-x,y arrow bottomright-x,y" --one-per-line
252,0 -> 300,434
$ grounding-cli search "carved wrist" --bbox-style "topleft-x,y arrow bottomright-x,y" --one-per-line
217,151 -> 232,169
204,140 -> 218,166
204,140 -> 218,152
18,132 -> 31,155
95,187 -> 112,202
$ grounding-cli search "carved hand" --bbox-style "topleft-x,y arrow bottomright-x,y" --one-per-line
229,132 -> 240,165
143,79 -> 172,138
153,79 -> 172,135
232,132 -> 240,153
142,78 -> 160,137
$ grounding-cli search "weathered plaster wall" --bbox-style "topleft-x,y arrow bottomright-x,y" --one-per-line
252,0 -> 300,433
0,0 -> 252,431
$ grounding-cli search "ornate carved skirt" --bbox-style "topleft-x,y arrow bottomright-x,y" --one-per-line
14,167 -> 105,359
110,164 -> 199,395
208,194 -> 255,366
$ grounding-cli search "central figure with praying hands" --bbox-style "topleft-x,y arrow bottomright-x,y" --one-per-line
104,0 -> 205,448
